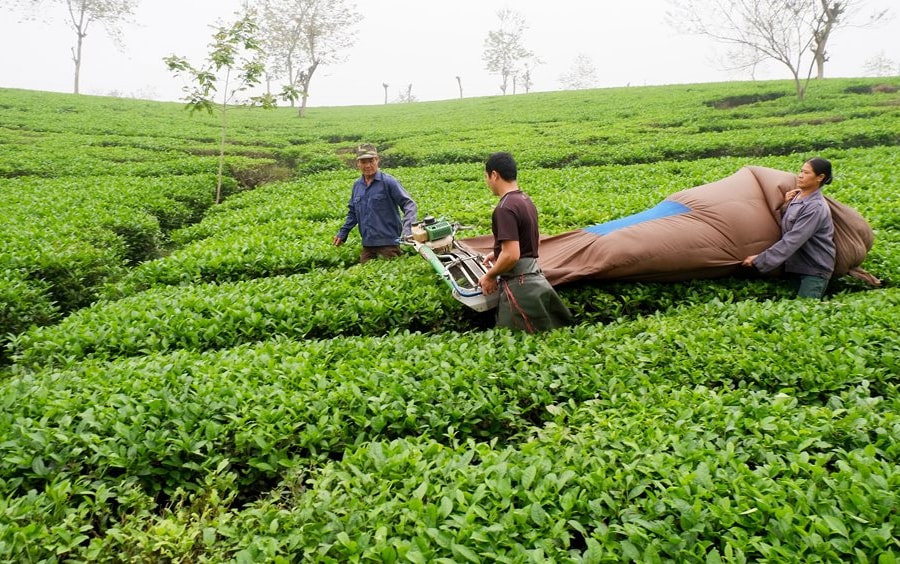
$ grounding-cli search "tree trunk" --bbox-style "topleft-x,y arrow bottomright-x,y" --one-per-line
813,30 -> 830,79
299,94 -> 308,118
70,5 -> 89,95
287,61 -> 297,107
814,0 -> 842,80
296,61 -> 319,118
72,33 -> 85,94
792,71 -> 807,101
216,69 -> 230,204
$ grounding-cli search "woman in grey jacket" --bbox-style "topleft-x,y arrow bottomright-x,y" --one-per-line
742,157 -> 836,299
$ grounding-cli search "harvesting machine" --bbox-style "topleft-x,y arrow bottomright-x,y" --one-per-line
405,216 -> 498,312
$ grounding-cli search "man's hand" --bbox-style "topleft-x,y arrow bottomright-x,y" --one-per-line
479,242 -> 518,294
742,255 -> 757,267
478,273 -> 498,295
333,236 -> 344,247
478,252 -> 498,294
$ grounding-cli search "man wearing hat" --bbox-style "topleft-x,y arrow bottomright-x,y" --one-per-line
334,143 -> 418,263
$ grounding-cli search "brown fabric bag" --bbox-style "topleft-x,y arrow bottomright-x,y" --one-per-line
826,196 -> 880,284
459,166 -> 880,286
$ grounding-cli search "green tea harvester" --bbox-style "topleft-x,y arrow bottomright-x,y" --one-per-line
406,217 -> 499,312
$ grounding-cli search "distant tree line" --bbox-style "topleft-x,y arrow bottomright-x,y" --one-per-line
3,0 -> 894,105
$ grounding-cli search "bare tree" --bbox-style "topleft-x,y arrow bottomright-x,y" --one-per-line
395,84 -> 416,104
8,0 -> 139,94
516,66 -> 534,94
482,8 -> 534,95
810,1 -> 888,79
559,53 -> 600,90
254,0 -> 359,116
667,0 -> 889,99
863,51 -> 898,77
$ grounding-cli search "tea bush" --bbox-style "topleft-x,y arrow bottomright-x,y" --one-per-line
1,77 -> 898,561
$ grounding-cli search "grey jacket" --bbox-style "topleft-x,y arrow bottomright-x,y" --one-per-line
753,190 -> 835,278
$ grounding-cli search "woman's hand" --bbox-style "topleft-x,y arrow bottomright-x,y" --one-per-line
784,189 -> 800,204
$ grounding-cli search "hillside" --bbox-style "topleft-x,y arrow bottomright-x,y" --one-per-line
1,78 -> 899,561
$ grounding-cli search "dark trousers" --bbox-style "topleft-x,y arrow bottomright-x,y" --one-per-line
790,273 -> 829,299
496,258 -> 573,332
360,245 -> 402,263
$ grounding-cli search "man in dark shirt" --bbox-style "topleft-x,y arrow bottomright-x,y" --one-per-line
334,143 -> 418,263
477,152 -> 573,332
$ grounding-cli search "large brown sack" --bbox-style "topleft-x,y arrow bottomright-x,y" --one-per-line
459,166 -> 879,286
826,195 -> 880,284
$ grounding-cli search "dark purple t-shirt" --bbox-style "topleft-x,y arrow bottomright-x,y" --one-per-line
492,190 -> 540,259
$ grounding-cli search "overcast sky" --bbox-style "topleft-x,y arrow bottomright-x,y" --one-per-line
1,0 -> 897,107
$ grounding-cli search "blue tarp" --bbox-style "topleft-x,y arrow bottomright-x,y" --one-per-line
583,201 -> 691,236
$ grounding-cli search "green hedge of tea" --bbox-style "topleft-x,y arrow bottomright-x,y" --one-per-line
1,77 -> 898,561
1,290 -> 898,560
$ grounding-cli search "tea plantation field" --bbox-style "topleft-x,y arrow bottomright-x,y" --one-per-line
1,78 -> 899,561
